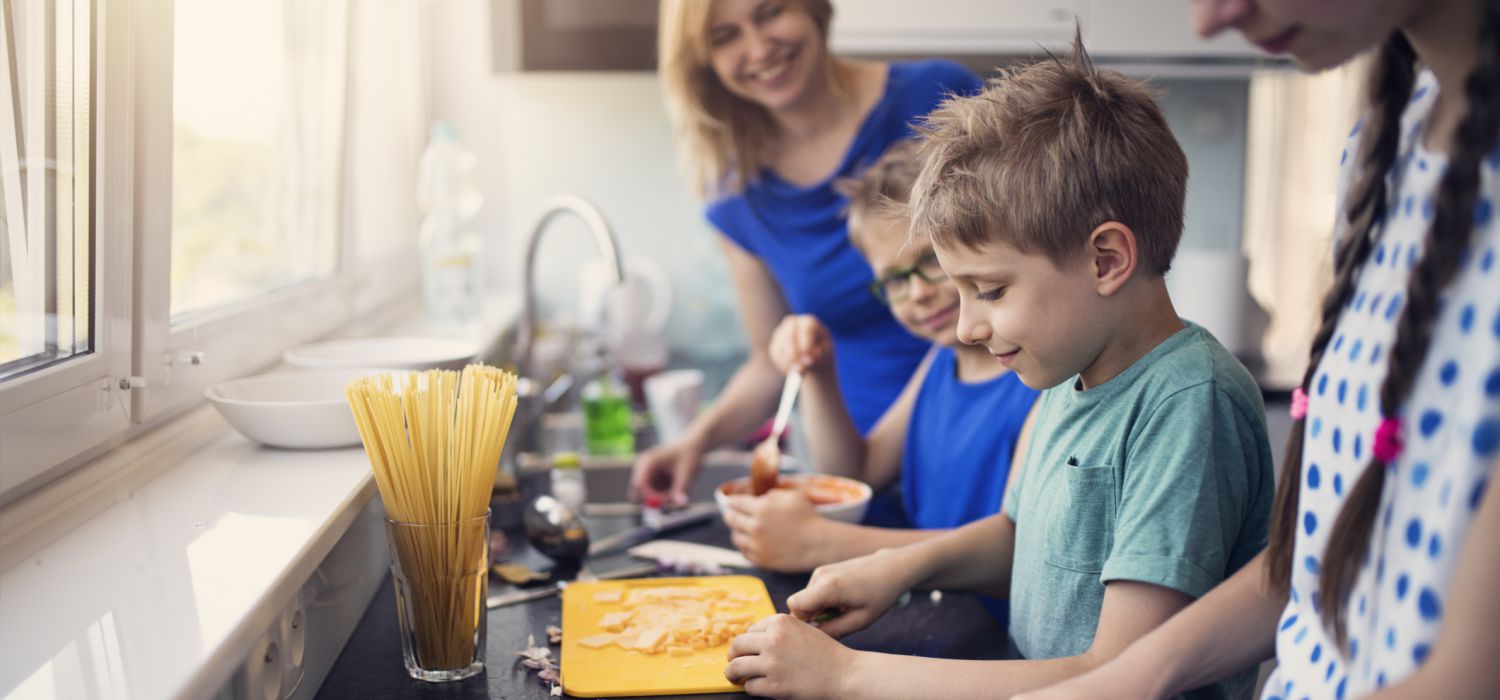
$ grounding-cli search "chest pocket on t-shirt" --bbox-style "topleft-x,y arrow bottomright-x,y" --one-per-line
1044,458 -> 1118,573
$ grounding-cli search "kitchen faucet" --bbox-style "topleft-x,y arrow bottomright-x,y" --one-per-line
510,195 -> 627,457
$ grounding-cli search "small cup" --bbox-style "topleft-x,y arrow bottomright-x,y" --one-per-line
643,369 -> 705,444
384,511 -> 490,682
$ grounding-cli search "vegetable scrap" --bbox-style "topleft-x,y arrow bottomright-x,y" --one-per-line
516,634 -> 561,694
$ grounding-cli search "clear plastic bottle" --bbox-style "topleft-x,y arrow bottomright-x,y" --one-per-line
549,451 -> 587,515
416,120 -> 484,324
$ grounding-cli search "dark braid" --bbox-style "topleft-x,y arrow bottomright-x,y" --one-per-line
1320,0 -> 1500,646
1266,34 -> 1416,595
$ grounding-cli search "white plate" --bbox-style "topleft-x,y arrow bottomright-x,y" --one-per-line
207,368 -> 401,449
282,336 -> 478,371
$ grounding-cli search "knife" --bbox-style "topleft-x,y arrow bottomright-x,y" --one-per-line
486,562 -> 659,609
585,502 -> 719,558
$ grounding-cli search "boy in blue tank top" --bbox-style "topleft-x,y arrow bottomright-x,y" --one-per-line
722,142 -> 1040,624
724,36 -> 1273,699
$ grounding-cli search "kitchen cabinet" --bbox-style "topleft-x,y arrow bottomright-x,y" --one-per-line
830,0 -> 1262,62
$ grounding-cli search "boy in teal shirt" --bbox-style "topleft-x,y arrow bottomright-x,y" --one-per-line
723,35 -> 1273,700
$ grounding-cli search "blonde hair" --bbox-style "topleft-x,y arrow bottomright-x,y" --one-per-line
908,33 -> 1188,275
835,140 -> 920,251
659,0 -> 840,198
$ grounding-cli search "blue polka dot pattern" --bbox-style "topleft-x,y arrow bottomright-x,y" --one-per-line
1385,294 -> 1403,320
1357,384 -> 1370,411
1318,374 -> 1329,396
1413,644 -> 1431,664
1410,462 -> 1430,488
1349,339 -> 1364,361
1482,248 -> 1495,272
1375,246 -> 1386,266
1305,556 -> 1320,575
1396,574 -> 1410,600
1486,367 -> 1500,397
1334,473 -> 1345,496
1311,417 -> 1324,438
1405,519 -> 1422,548
1308,464 -> 1322,490
1354,434 -> 1364,460
1477,198 -> 1494,227
1281,613 -> 1299,631
1311,644 -> 1322,663
1333,428 -> 1343,454
1304,511 -> 1318,535
1472,480 -> 1489,511
1474,418 -> 1500,457
1419,410 -> 1443,438
1439,360 -> 1458,386
1460,304 -> 1476,333
1427,533 -> 1441,559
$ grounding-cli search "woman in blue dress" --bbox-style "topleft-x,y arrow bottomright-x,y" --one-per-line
632,0 -> 983,505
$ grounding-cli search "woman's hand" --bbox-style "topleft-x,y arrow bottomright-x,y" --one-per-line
767,315 -> 833,375
724,490 -> 833,573
725,614 -> 855,699
630,434 -> 706,507
784,547 -> 920,639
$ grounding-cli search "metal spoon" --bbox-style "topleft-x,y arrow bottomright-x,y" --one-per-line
522,494 -> 590,563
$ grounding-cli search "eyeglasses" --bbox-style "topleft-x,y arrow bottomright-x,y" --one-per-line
868,250 -> 947,304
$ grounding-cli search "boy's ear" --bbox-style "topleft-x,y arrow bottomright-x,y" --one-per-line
1086,221 -> 1137,296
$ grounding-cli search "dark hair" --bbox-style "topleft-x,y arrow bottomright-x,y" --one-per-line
909,29 -> 1188,275
1266,3 -> 1500,648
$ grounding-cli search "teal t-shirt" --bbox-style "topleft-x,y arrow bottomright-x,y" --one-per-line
1003,322 -> 1273,699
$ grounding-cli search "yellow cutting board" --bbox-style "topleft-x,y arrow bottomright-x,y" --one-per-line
560,575 -> 776,698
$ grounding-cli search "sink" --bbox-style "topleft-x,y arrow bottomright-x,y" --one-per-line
516,449 -> 755,505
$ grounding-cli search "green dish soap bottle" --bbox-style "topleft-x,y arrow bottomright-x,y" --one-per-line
583,367 -> 635,457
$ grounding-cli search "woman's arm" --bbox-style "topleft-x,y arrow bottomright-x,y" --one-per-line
1015,551 -> 1281,699
631,236 -> 788,503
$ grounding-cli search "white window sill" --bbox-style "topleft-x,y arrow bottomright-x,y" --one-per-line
0,404 -> 380,699
0,295 -> 521,699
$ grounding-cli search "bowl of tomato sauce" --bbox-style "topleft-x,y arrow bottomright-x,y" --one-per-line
714,473 -> 872,524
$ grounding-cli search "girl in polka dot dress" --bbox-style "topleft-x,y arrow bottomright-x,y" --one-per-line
1016,1 -> 1500,699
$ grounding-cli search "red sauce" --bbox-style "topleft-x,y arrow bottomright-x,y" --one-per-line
721,475 -> 865,506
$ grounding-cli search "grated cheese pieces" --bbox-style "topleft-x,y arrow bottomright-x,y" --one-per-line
583,586 -> 759,655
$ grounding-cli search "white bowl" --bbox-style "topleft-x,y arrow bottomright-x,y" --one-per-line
714,473 -> 873,525
206,369 -> 398,449
282,336 -> 478,371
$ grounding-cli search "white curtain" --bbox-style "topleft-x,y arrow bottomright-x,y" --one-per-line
1242,59 -> 1369,388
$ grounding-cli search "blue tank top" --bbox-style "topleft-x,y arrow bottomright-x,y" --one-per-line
903,347 -> 1039,624
706,60 -> 983,432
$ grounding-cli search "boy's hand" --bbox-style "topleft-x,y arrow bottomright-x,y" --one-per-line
724,490 -> 832,573
784,548 -> 916,639
725,614 -> 854,699
768,315 -> 834,375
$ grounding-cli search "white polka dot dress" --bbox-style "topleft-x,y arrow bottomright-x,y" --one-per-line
1263,70 -> 1500,700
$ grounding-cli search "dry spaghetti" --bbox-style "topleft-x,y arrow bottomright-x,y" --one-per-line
346,365 -> 519,675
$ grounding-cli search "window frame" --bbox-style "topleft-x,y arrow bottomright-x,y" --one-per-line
131,0 -> 359,423
0,0 -> 133,500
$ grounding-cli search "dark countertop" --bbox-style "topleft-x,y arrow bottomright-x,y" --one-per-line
315,509 -> 1014,699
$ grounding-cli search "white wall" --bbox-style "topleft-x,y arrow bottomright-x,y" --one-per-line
423,0 -> 747,381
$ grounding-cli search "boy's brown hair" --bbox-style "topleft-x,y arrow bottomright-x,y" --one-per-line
835,140 -> 921,251
908,33 -> 1188,275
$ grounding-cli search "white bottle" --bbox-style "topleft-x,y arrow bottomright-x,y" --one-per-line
549,452 -> 588,515
417,121 -> 484,324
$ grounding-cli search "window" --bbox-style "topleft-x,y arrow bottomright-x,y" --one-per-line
170,0 -> 343,319
1,0 -> 92,380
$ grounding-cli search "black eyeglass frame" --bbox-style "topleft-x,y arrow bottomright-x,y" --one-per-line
867,250 -> 946,304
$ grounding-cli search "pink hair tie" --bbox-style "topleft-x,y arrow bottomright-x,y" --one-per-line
1374,417 -> 1404,463
1290,387 -> 1309,420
